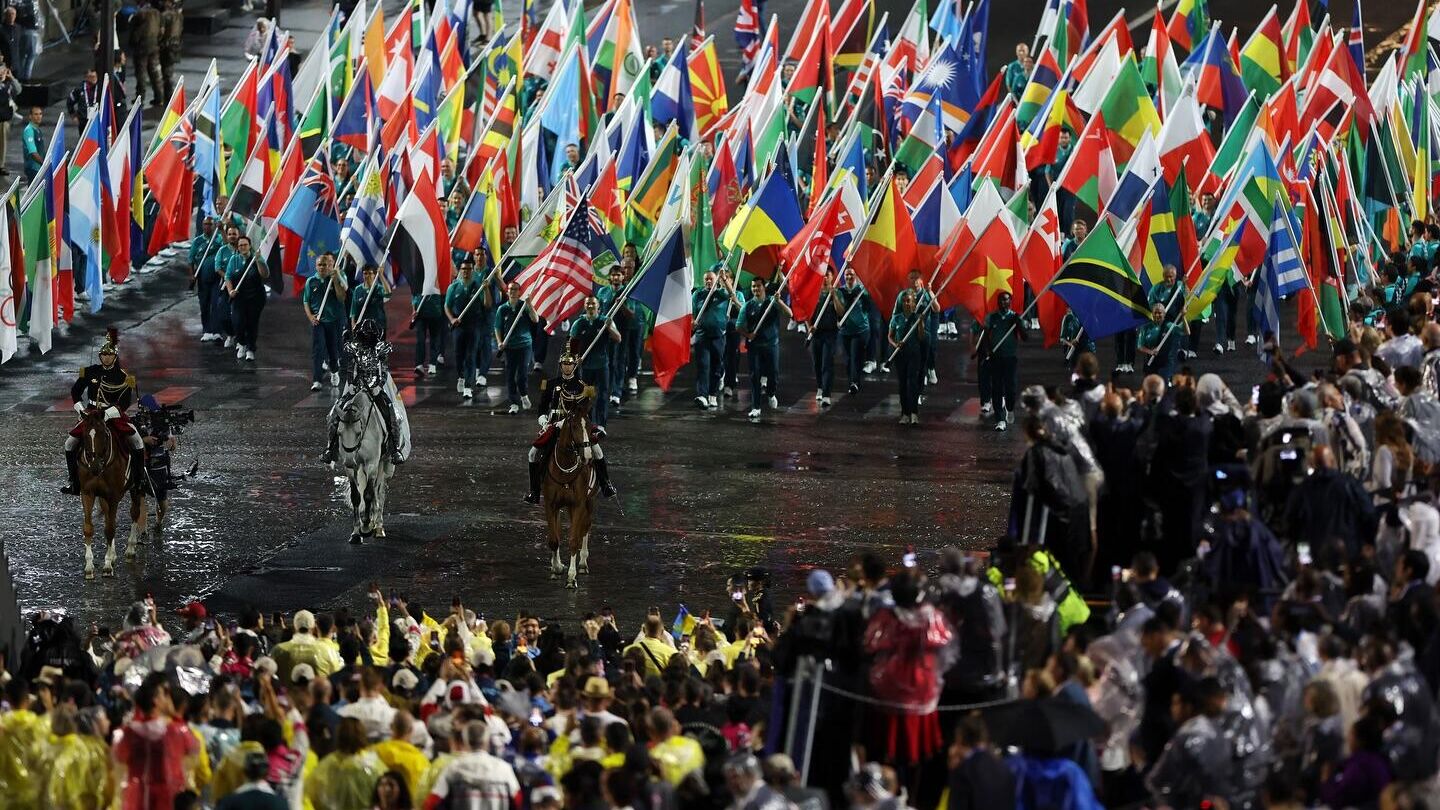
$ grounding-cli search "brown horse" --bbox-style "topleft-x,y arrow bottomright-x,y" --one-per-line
75,408 -> 143,579
543,394 -> 597,588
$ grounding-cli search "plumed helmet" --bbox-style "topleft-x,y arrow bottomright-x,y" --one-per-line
355,319 -> 383,344
98,327 -> 119,357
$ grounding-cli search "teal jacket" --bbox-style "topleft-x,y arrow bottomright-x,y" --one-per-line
303,276 -> 345,324
495,300 -> 534,349
692,286 -> 731,339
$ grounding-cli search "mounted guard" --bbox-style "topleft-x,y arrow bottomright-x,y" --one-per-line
526,344 -> 616,504
62,329 -> 147,495
323,319 -> 411,466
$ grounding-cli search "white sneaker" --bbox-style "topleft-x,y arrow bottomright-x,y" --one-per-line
478,375 -> 487,387
415,365 -> 425,375
797,324 -> 808,334
507,404 -> 519,414
926,370 -> 938,385
609,395 -> 621,406
200,333 -> 215,342
748,408 -> 762,418
918,394 -> 925,405
330,372 -> 340,387
521,396 -> 532,410
899,416 -> 910,425
723,386 -> 735,398
457,378 -> 465,393
321,361 -> 330,372
1245,335 -> 1256,345
245,350 -> 256,361
863,361 -> 876,374
436,355 -> 445,365
707,396 -> 719,408
428,364 -> 437,375
980,403 -> 994,415
223,336 -> 234,348
532,362 -> 543,372
1213,343 -> 1225,354
767,395 -> 778,409
236,345 -> 245,359
821,396 -> 832,406
310,381 -> 322,391
627,377 -> 638,393
463,388 -> 474,399
995,420 -> 1009,431
880,364 -> 891,374
1226,340 -> 1236,351
910,414 -> 920,424
695,396 -> 709,409
816,389 -> 824,402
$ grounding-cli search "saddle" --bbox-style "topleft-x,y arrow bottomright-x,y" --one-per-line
68,416 -> 136,458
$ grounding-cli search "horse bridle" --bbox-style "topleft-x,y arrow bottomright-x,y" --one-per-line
80,409 -> 115,476
338,388 -> 378,454
547,412 -> 591,485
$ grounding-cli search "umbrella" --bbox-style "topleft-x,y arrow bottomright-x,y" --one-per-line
983,697 -> 1106,753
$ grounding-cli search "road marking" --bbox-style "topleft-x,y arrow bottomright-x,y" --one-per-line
947,398 -> 983,424
863,394 -> 902,420
151,386 -> 201,406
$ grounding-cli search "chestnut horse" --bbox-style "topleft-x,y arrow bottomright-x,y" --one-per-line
542,394 -> 596,588
75,407 -> 142,578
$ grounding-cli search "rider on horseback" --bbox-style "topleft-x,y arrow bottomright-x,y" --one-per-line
323,319 -> 407,466
526,344 -> 616,504
62,330 -> 148,495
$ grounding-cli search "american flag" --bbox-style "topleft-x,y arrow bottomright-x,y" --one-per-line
516,178 -> 599,329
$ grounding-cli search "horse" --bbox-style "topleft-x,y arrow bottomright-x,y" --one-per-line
74,408 -> 143,579
542,394 -> 597,588
335,385 -> 393,544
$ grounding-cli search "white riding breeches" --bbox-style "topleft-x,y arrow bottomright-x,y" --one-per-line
528,446 -> 539,462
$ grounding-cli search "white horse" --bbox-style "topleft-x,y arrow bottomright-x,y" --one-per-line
335,386 -> 394,544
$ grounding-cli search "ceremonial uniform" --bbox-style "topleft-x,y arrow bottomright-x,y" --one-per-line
691,285 -> 730,405
62,341 -> 147,494
740,292 -> 782,412
188,229 -> 223,339
224,249 -> 267,358
324,321 -> 408,465
839,284 -> 870,389
350,280 -> 389,335
495,298 -> 535,409
568,314 -> 619,427
525,366 -> 615,502
810,289 -> 840,401
412,292 -> 446,372
983,304 -> 1025,425
445,275 -> 491,395
890,308 -> 927,421
303,274 -> 346,387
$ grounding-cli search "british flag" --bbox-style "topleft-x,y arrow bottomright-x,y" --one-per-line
734,0 -> 761,74
516,178 -> 600,329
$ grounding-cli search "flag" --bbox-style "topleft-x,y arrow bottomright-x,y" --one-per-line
0,188 -> 19,363
1251,200 -> 1306,340
1300,35 -> 1374,142
782,182 -> 855,322
734,0 -> 761,72
392,167 -> 454,295
1020,191 -> 1065,346
1185,26 -> 1249,126
1157,81 -> 1215,190
941,184 -> 1022,320
1057,111 -> 1116,211
691,0 -> 706,49
69,152 -> 102,314
850,176 -> 917,318
1349,0 -> 1365,78
1239,7 -> 1286,97
909,153 -> 962,269
277,148 -> 342,278
901,38 -> 977,132
341,151 -> 389,268
651,42 -> 695,139
1166,0 -> 1208,52
719,168 -> 805,277
515,177 -> 601,325
192,66 -> 222,215
1104,131 -> 1161,226
690,37 -> 729,136
229,115 -> 272,220
628,225 -> 691,390
1050,219 -> 1151,338
894,93 -> 943,175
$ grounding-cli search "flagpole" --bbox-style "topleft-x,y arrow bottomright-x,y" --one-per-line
577,248 -> 657,365
454,264 -> 502,322
802,166 -> 894,342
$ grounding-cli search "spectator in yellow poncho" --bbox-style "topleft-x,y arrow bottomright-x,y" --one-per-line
645,707 -> 704,786
0,678 -> 49,810
305,717 -> 383,810
368,711 -> 429,806
38,705 -> 112,810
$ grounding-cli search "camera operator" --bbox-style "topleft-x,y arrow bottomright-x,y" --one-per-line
133,395 -> 194,506
724,568 -> 775,640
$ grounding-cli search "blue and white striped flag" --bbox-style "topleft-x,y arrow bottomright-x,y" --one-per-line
339,150 -> 388,271
1252,201 -> 1306,342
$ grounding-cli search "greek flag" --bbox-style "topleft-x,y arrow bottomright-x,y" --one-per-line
340,151 -> 388,270
1252,201 -> 1306,341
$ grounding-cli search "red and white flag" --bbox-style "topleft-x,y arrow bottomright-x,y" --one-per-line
515,177 -> 601,329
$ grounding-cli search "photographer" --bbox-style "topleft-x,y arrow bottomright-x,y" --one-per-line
724,568 -> 775,640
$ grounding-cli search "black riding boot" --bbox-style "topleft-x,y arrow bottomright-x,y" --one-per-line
60,450 -> 80,495
376,393 -> 405,464
594,456 -> 617,498
128,451 -> 150,495
525,460 -> 543,504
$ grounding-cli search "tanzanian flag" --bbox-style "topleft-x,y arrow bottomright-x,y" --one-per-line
1050,219 -> 1151,339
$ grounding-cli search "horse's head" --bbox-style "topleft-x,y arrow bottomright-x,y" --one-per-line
337,387 -> 371,425
77,406 -> 112,472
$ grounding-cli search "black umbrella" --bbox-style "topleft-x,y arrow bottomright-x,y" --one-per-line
983,697 -> 1106,753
